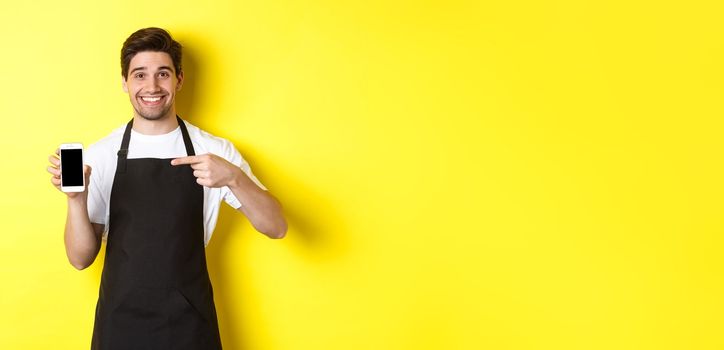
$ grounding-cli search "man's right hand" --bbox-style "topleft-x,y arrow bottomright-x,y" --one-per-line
49,148 -> 104,270
47,148 -> 91,198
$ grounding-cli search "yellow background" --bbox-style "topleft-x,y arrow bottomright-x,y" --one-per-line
1,0 -> 723,349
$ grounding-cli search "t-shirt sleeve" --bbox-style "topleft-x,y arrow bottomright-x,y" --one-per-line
85,144 -> 109,238
220,140 -> 268,209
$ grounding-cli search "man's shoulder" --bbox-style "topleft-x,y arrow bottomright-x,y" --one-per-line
88,125 -> 125,151
88,124 -> 126,153
184,120 -> 237,157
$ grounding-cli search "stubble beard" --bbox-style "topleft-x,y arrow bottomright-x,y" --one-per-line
135,103 -> 173,121
132,91 -> 174,121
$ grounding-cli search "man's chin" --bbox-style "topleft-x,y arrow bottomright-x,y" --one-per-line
135,108 -> 172,121
139,114 -> 165,121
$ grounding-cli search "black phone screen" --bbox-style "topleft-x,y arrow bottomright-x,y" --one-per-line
61,149 -> 83,186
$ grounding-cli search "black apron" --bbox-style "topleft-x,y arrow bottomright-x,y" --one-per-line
91,116 -> 223,350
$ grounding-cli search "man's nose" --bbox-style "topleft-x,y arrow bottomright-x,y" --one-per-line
145,77 -> 162,92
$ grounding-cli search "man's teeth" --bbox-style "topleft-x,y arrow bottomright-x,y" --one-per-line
141,96 -> 162,102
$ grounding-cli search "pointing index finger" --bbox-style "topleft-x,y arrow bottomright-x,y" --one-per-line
171,156 -> 200,166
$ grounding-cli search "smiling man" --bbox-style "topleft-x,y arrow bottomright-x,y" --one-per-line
125,51 -> 176,120
46,27 -> 287,349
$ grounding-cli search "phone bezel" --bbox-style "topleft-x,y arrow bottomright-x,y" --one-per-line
59,143 -> 85,193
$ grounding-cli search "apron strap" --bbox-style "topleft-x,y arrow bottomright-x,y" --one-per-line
176,116 -> 196,156
115,115 -> 196,174
116,119 -> 133,174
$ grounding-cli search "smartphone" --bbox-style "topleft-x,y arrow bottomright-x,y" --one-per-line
59,143 -> 85,192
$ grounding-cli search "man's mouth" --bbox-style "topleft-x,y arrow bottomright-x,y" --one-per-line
139,95 -> 166,106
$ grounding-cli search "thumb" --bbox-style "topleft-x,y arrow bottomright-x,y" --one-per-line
84,165 -> 92,184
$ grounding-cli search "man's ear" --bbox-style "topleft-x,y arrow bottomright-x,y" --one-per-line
176,71 -> 184,91
121,76 -> 128,93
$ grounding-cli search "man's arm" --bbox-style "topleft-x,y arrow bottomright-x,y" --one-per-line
48,151 -> 105,269
171,154 -> 288,239
65,195 -> 105,270
227,165 -> 287,238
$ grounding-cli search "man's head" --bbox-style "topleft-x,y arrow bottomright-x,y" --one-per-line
120,27 -> 184,121
121,27 -> 182,80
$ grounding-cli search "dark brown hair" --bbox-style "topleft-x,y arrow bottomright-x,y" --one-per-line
120,27 -> 182,80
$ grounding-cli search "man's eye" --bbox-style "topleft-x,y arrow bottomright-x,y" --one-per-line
135,73 -> 144,79
159,72 -> 169,78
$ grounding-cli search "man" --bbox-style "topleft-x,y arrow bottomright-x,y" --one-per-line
46,27 -> 287,349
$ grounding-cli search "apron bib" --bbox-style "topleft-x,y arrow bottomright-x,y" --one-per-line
91,116 -> 222,350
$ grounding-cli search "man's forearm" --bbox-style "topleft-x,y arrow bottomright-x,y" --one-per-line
64,196 -> 101,270
228,168 -> 287,239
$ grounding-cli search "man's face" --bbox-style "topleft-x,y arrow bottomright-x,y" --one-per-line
122,51 -> 183,121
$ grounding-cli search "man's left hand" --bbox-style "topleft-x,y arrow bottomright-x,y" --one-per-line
171,153 -> 240,188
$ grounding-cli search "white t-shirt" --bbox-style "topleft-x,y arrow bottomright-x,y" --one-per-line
85,120 -> 267,247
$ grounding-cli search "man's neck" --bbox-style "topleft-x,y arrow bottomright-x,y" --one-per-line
131,112 -> 179,135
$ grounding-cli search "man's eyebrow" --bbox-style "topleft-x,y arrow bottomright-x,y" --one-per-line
130,66 -> 147,74
129,66 -> 173,74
